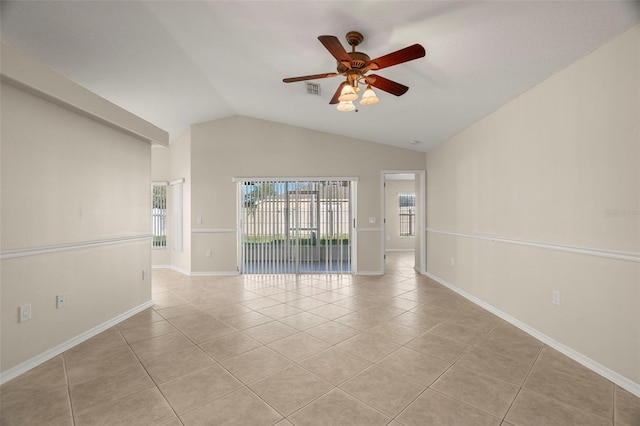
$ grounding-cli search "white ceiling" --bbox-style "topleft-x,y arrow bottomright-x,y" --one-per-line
2,1 -> 639,152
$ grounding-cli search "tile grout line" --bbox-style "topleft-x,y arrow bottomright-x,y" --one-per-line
499,342 -> 546,422
60,352 -> 76,426
127,329 -> 186,425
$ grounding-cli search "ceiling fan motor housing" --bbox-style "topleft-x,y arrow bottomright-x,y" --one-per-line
337,51 -> 371,73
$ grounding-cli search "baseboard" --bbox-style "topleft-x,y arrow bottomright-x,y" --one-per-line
424,271 -> 640,398
189,271 -> 241,276
356,270 -> 384,276
152,265 -> 240,276
0,300 -> 154,385
385,249 -> 415,252
152,264 -> 191,275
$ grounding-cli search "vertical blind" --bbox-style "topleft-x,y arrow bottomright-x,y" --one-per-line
152,184 -> 167,248
239,180 -> 354,274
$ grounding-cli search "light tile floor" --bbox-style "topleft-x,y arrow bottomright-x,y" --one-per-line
2,252 -> 639,425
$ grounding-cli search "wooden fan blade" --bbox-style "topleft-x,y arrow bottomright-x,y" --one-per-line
283,72 -> 339,83
318,35 -> 352,68
329,81 -> 347,104
366,44 -> 425,71
366,74 -> 409,96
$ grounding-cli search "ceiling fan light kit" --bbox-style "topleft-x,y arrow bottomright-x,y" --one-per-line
338,83 -> 358,102
336,101 -> 357,112
359,85 -> 379,106
283,31 -> 425,112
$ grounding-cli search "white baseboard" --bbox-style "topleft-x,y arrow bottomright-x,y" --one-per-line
356,270 -> 384,276
152,264 -> 191,275
189,271 -> 240,276
0,300 -> 153,385
424,271 -> 640,398
152,265 -> 239,276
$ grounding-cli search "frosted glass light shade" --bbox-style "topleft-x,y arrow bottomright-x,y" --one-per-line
359,85 -> 379,106
338,84 -> 358,102
336,101 -> 356,112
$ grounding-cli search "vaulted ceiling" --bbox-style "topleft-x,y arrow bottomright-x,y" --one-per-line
2,1 -> 639,152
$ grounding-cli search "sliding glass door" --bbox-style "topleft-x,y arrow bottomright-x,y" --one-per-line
238,179 -> 355,274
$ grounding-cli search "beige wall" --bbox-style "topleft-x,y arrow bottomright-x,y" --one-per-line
426,24 -> 639,387
189,116 -> 426,274
1,82 -> 153,374
385,179 -> 416,251
169,129 -> 192,273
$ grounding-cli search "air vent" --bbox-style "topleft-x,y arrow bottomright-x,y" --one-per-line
306,82 -> 321,96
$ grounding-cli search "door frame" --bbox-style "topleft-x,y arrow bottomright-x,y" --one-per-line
380,170 -> 426,274
234,177 -> 359,274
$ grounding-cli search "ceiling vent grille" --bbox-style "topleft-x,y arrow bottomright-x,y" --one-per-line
306,82 -> 321,96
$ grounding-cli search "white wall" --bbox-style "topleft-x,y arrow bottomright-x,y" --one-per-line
425,24 -> 639,390
0,46 -> 166,379
168,129 -> 192,273
188,116 -> 426,274
385,179 -> 416,251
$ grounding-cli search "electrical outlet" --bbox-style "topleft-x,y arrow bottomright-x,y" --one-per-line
19,304 -> 31,322
142,269 -> 148,280
552,290 -> 561,306
206,249 -> 212,257
56,294 -> 65,309
197,217 -> 203,225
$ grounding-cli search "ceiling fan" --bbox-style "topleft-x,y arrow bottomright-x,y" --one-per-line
283,31 -> 425,111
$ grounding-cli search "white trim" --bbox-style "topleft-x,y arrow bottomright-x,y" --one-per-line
151,265 -> 240,277
169,178 -> 185,186
381,170 -> 427,276
356,270 -> 384,276
385,249 -> 415,252
232,176 -> 359,183
418,171 -> 426,274
426,228 -> 640,263
0,235 -> 152,260
357,227 -> 383,232
192,228 -> 237,233
165,264 -> 192,276
424,271 -> 640,398
152,181 -> 168,186
189,271 -> 241,276
0,300 -> 153,385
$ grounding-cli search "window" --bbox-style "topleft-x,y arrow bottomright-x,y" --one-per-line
152,184 -> 167,248
398,192 -> 415,237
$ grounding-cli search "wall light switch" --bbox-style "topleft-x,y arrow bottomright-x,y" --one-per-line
19,304 -> 31,322
197,217 -> 203,225
56,294 -> 65,309
552,290 -> 561,306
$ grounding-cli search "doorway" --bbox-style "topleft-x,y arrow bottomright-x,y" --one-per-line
381,171 -> 426,274
238,179 -> 356,274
